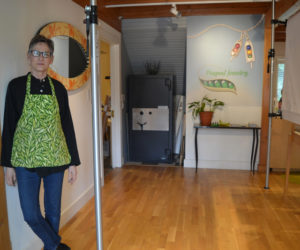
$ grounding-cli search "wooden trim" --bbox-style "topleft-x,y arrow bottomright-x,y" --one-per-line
258,8 -> 271,172
0,125 -> 12,250
102,0 -> 272,7
103,0 -> 266,4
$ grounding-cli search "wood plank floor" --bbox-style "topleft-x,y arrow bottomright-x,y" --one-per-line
60,165 -> 300,250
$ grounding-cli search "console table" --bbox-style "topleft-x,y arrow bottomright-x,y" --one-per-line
194,124 -> 261,174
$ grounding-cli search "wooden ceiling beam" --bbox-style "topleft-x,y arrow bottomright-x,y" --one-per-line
103,0 -> 271,5
72,0 -> 121,31
71,0 -> 300,31
275,0 -> 299,18
275,25 -> 286,41
73,0 -> 272,20
118,3 -> 271,19
179,3 -> 271,14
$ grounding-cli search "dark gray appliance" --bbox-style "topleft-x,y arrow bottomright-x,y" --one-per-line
128,75 -> 173,163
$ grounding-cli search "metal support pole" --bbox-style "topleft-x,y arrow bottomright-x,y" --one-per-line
265,0 -> 276,189
86,0 -> 104,249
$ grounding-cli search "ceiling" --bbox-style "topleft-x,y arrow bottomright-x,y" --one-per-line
72,0 -> 298,41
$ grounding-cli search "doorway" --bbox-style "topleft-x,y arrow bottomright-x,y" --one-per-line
100,40 -> 112,175
98,21 -> 123,172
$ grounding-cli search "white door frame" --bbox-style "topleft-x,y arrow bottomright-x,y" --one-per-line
98,21 -> 123,168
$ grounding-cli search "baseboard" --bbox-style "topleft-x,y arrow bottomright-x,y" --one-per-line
24,238 -> 42,250
60,184 -> 94,227
184,158 -> 257,171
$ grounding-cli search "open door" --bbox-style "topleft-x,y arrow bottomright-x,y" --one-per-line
100,40 -> 112,175
98,21 -> 122,169
0,124 -> 12,250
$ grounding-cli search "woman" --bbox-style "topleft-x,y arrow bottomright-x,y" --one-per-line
1,34 -> 80,250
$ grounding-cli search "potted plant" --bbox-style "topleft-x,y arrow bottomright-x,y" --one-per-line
188,95 -> 225,126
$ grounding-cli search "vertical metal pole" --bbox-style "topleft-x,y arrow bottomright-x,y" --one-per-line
89,0 -> 103,249
265,0 -> 276,189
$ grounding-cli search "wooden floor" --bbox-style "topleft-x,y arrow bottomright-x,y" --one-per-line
60,165 -> 300,250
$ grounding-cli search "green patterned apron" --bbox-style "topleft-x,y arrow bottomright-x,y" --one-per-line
11,74 -> 71,168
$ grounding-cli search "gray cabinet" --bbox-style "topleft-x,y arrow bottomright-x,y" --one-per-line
128,75 -> 173,163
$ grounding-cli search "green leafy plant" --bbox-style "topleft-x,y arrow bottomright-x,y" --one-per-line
188,95 -> 225,119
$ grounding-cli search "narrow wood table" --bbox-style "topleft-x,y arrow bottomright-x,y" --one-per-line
194,124 -> 261,174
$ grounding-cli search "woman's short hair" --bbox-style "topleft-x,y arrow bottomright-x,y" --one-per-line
28,34 -> 54,54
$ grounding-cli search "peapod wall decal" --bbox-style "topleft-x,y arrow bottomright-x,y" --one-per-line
199,78 -> 237,94
198,67 -> 249,94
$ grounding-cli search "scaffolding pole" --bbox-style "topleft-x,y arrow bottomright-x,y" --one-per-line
264,0 -> 276,189
86,0 -> 104,249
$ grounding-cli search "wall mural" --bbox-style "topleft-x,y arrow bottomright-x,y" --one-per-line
188,15 -> 264,68
187,14 -> 264,110
189,16 -> 263,95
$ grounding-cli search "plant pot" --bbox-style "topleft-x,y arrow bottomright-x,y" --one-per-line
199,111 -> 213,126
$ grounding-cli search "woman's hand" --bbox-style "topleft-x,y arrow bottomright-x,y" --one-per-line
68,166 -> 77,184
5,167 -> 17,186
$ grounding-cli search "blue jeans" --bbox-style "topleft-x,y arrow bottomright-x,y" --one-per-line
15,168 -> 64,250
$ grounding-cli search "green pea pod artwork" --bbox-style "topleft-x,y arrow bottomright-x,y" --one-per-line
199,78 -> 237,94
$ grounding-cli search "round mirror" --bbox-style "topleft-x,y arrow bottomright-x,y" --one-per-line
39,22 -> 91,90
51,36 -> 88,78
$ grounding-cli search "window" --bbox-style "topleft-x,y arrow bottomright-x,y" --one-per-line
276,63 -> 285,101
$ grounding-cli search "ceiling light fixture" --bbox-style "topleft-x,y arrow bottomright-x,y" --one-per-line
170,4 -> 181,17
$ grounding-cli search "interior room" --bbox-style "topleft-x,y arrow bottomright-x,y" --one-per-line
1,0 -> 300,249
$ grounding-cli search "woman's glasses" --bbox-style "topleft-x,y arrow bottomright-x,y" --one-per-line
29,50 -> 52,58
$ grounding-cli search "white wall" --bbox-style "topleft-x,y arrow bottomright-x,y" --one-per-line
0,1 -> 120,249
184,15 -> 264,170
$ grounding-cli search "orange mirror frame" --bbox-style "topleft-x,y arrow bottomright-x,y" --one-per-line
39,22 -> 91,90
